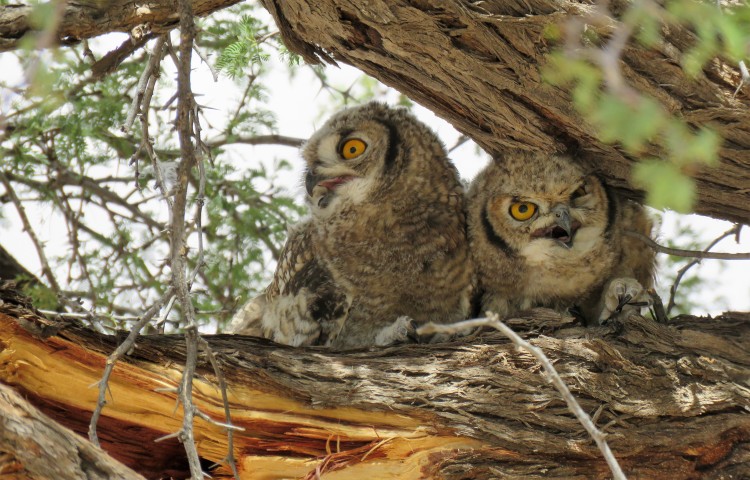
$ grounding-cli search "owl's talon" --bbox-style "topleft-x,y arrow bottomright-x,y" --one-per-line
406,319 -> 420,343
599,277 -> 651,324
616,293 -> 633,312
375,316 -> 419,346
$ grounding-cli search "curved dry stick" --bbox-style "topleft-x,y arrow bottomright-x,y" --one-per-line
417,314 -> 627,480
88,287 -> 175,446
625,230 -> 750,260
667,224 -> 743,314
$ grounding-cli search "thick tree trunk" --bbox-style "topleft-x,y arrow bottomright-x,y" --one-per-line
260,0 -> 750,224
2,1 -> 749,222
0,286 -> 748,479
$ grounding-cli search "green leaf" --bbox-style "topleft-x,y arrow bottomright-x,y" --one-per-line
632,160 -> 695,212
590,96 -> 665,152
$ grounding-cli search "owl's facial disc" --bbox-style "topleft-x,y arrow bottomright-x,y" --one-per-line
531,204 -> 581,248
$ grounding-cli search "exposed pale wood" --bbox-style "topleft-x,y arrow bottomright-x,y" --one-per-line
0,285 -> 748,479
260,0 -> 750,224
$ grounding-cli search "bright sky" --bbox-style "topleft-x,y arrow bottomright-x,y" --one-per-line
1,32 -> 748,316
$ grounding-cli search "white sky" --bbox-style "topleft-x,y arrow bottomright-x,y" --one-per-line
1,32 -> 748,316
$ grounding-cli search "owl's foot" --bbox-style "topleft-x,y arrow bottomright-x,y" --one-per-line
598,277 -> 651,325
374,316 -> 419,346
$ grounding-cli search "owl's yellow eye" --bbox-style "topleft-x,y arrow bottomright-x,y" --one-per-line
509,202 -> 537,221
340,138 -> 367,159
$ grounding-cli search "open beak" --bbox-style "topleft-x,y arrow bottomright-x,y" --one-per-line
305,170 -> 325,197
304,169 -> 356,208
531,204 -> 581,248
550,204 -> 579,248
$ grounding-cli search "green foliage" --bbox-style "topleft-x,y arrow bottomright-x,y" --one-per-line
0,3 -> 304,332
633,161 -> 695,212
542,0 -> 750,213
211,14 -> 271,78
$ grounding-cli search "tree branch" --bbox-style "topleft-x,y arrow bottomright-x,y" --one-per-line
0,171 -> 61,292
0,0 -> 242,53
625,230 -> 750,260
418,314 -> 626,480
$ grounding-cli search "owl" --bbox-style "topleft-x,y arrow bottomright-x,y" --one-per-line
467,153 -> 655,325
230,102 -> 473,348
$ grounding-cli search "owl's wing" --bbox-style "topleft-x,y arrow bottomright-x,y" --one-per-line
615,199 -> 656,289
229,220 -> 350,346
577,197 -> 656,325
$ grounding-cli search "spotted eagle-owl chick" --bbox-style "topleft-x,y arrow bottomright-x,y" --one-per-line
467,153 -> 655,325
230,102 -> 473,348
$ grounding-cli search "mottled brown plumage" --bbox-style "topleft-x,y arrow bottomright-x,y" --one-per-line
231,102 -> 473,348
467,153 -> 655,324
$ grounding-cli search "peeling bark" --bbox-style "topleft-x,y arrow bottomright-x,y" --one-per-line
0,383 -> 144,479
0,287 -> 747,479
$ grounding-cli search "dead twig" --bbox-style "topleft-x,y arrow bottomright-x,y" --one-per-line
170,0 -> 210,474
88,287 -> 175,446
199,337 -> 241,479
0,171 -> 62,293
123,36 -> 167,133
666,224 -> 743,314
625,230 -> 750,260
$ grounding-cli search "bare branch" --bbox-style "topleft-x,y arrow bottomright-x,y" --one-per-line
199,338 -> 240,479
667,224 -> 744,314
625,230 -> 750,260
0,171 -> 61,292
170,0 -> 206,475
88,287 -> 175,446
123,37 -> 167,133
193,45 -> 219,82
91,34 -> 156,81
206,133 -> 305,149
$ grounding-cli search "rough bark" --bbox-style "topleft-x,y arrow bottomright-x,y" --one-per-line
0,382 -> 144,479
0,0 -> 240,52
0,285 -> 748,479
260,0 -> 750,224
2,0 -> 749,222
0,244 -> 35,284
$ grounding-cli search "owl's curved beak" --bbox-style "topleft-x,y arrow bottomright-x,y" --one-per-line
550,204 -> 579,248
305,170 -> 325,197
305,170 -> 356,208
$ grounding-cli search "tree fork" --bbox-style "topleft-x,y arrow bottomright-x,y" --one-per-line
0,285 -> 747,479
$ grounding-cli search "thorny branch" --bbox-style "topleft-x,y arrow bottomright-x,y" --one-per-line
170,0 -> 218,474
123,37 -> 168,133
88,287 -> 175,446
199,338 -> 241,479
417,314 -> 627,480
